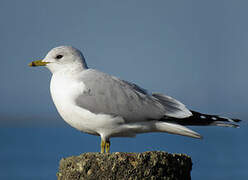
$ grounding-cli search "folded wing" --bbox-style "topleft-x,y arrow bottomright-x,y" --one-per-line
75,69 -> 192,123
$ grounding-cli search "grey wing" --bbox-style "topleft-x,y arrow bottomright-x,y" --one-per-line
75,69 -> 192,122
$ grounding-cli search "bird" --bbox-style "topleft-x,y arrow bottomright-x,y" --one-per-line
29,46 -> 241,153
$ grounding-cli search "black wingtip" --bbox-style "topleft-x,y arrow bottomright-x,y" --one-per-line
213,122 -> 240,128
232,118 -> 242,123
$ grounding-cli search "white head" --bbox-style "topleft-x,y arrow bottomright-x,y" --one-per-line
29,46 -> 88,73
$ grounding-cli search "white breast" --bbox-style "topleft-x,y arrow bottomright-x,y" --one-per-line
50,73 -> 94,133
49,72 -> 125,137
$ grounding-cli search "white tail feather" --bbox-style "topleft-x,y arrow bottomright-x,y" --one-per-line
121,121 -> 202,139
155,122 -> 202,139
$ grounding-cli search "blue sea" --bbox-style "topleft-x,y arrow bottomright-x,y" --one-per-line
0,117 -> 247,180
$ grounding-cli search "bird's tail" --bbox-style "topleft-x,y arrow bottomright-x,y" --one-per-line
155,121 -> 203,139
164,110 -> 241,128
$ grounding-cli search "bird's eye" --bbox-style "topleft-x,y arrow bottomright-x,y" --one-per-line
56,55 -> 63,59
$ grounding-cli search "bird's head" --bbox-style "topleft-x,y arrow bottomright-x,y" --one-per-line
29,46 -> 88,73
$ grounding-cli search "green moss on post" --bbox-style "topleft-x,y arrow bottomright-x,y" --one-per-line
57,151 -> 192,180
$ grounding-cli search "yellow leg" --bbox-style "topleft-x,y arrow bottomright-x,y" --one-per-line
105,140 -> 110,153
101,140 -> 105,153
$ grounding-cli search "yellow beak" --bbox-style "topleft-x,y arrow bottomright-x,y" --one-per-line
29,60 -> 49,67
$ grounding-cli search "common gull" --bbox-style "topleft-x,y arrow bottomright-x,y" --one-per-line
29,46 -> 241,153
